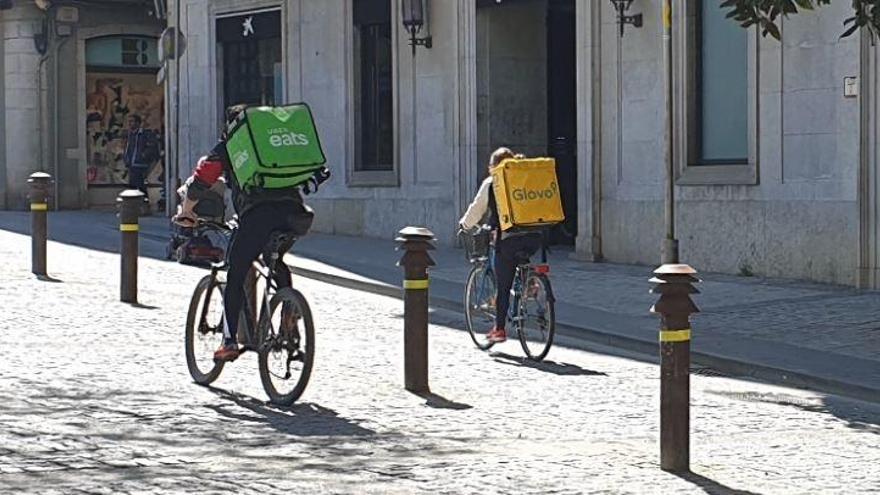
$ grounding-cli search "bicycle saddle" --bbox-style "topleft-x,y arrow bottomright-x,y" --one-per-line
513,250 -> 533,265
263,230 -> 298,263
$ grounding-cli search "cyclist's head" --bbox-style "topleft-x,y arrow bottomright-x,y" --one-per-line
223,104 -> 248,136
489,147 -> 516,171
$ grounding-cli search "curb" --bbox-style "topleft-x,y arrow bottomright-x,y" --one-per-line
291,262 -> 880,405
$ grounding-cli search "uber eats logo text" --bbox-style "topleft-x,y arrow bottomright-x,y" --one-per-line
232,150 -> 250,170
267,127 -> 310,147
512,182 -> 559,202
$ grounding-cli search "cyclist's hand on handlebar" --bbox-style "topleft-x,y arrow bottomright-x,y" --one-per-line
315,167 -> 331,185
173,211 -> 197,227
303,167 -> 331,195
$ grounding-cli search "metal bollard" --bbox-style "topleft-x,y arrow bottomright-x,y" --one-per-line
118,189 -> 145,303
396,226 -> 436,393
27,173 -> 52,276
650,264 -> 700,473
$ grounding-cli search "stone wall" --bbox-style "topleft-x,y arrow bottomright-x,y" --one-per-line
2,1 -> 42,209
595,1 -> 860,284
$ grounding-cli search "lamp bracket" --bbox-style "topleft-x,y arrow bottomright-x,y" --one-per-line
610,0 -> 643,37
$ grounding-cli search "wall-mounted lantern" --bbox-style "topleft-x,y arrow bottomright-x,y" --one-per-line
402,0 -> 432,55
609,0 -> 643,37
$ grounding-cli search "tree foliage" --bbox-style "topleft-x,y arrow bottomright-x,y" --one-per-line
721,0 -> 880,40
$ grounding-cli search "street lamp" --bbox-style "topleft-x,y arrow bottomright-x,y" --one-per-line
609,0 -> 643,37
402,0 -> 432,55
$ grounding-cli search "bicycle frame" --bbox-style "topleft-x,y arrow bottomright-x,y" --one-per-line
471,238 -> 553,326
200,219 -> 291,353
212,260 -> 277,351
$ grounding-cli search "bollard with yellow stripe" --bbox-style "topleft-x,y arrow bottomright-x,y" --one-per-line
650,263 -> 700,473
118,189 -> 146,304
659,328 -> 691,343
27,172 -> 53,277
396,226 -> 436,393
403,278 -> 429,290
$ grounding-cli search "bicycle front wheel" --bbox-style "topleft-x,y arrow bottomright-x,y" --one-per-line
257,288 -> 315,406
185,275 -> 226,385
464,265 -> 497,351
517,273 -> 555,361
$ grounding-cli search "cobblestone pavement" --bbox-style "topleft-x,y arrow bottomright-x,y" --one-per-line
1,227 -> 879,494
289,233 -> 880,362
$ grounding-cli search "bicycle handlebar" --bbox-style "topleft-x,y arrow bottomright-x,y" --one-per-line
197,219 -> 233,232
175,216 -> 234,233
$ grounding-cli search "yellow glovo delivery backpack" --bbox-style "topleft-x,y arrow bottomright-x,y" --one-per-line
491,157 -> 565,232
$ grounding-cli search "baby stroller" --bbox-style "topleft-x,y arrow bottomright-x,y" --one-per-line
166,181 -> 230,266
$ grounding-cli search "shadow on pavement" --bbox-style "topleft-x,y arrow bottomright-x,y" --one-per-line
412,391 -> 472,410
708,390 -> 880,435
0,211 -> 174,262
490,352 -> 608,377
676,471 -> 763,495
128,302 -> 161,310
205,386 -> 376,437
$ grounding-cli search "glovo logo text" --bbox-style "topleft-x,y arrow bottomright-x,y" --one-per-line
512,182 -> 559,202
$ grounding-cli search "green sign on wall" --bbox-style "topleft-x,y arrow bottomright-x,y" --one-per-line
86,36 -> 160,69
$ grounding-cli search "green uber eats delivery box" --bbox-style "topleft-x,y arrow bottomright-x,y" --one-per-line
225,103 -> 327,193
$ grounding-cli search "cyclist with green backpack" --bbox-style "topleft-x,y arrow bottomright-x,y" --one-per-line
175,104 -> 330,362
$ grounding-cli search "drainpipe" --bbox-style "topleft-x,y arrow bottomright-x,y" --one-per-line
172,0 -> 181,216
36,11 -> 54,177
34,3 -> 56,204
51,33 -> 70,210
36,51 -> 50,174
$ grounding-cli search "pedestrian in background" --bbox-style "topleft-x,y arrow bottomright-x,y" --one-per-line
123,114 -> 160,212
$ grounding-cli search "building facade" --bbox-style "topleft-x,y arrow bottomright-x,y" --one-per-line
0,0 -> 164,211
6,0 -> 880,288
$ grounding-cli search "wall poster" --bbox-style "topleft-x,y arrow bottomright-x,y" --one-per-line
85,72 -> 164,186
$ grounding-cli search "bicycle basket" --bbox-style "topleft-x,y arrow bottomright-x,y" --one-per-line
462,230 -> 490,262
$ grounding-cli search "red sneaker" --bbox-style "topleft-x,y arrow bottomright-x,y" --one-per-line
486,327 -> 507,343
213,344 -> 241,362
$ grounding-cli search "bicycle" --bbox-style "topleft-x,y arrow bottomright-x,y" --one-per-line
184,219 -> 315,406
461,226 -> 556,361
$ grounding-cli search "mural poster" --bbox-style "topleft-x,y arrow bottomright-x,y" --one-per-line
85,72 -> 164,185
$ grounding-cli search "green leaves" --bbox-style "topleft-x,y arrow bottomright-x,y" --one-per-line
721,0 -> 880,40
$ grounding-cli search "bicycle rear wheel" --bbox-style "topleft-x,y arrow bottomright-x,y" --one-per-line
185,275 -> 226,384
258,288 -> 315,406
517,273 -> 555,361
464,265 -> 497,351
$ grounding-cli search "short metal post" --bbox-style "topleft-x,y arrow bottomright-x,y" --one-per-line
396,226 -> 436,393
650,264 -> 700,473
118,189 -> 145,303
27,173 -> 52,276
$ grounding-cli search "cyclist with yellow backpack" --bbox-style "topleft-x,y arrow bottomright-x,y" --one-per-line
459,147 -> 551,343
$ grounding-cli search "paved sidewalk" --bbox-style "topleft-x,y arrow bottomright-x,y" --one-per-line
1,211 -> 878,403
1,215 -> 879,493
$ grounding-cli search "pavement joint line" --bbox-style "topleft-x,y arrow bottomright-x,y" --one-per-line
290,261 -> 880,405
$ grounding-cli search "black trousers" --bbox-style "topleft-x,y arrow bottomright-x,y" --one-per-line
128,165 -> 149,194
223,201 -> 310,343
494,234 -> 542,329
